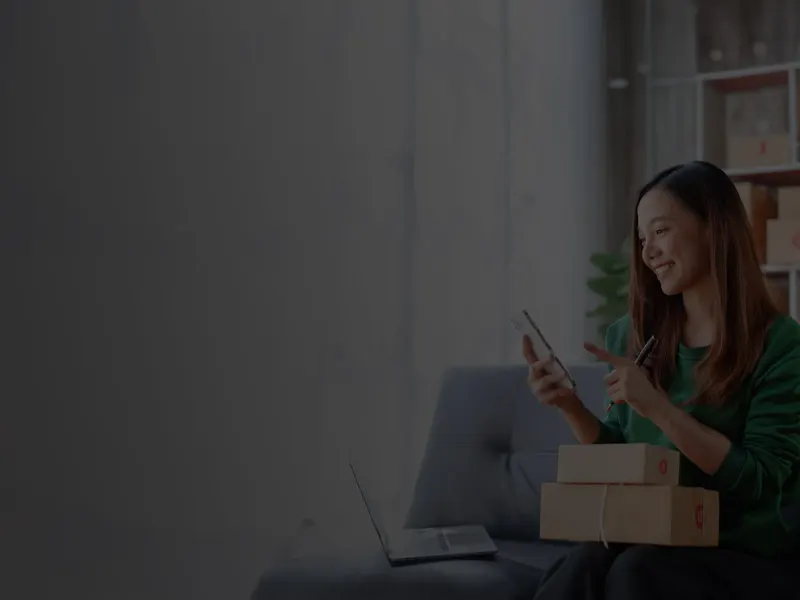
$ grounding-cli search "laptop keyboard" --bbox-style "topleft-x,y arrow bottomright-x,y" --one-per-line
413,532 -> 449,554
406,529 -> 489,555
443,530 -> 487,548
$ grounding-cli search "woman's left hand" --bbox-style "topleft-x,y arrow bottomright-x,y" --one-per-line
584,342 -> 671,421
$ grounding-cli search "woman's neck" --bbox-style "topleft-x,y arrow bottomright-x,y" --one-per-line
681,280 -> 716,347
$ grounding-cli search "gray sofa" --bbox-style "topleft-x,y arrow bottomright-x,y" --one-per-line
251,361 -> 608,599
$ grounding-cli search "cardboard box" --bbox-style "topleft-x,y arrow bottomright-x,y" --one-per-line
556,443 -> 680,486
777,187 -> 800,219
767,219 -> 800,264
735,182 -> 776,264
727,133 -> 792,169
540,483 -> 719,547
765,276 -> 790,314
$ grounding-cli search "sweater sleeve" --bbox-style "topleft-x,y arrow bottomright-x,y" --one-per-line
710,340 -> 800,507
594,417 -> 625,444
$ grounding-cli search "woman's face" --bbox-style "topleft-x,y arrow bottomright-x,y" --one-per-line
636,188 -> 710,296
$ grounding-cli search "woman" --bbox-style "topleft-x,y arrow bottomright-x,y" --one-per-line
525,161 -> 800,600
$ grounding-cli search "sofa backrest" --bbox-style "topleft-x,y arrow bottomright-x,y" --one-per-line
404,362 -> 608,540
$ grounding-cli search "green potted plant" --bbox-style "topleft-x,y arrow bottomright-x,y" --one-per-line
586,237 -> 632,338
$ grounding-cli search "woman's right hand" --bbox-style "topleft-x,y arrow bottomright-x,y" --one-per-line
522,335 -> 581,412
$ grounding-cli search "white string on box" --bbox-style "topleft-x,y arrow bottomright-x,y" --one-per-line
696,500 -> 705,538
598,485 -> 610,549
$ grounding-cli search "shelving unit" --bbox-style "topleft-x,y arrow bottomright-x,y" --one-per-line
761,264 -> 800,320
695,61 -> 800,184
642,0 -> 800,321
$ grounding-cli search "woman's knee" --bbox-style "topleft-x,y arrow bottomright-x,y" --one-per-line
536,542 -> 627,597
565,542 -> 624,567
606,545 -> 668,593
543,542 -> 625,580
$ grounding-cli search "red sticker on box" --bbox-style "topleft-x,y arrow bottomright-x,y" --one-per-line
658,459 -> 668,475
695,503 -> 704,529
792,231 -> 800,250
759,140 -> 767,154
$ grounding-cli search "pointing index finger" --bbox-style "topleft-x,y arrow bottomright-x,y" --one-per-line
583,342 -> 626,366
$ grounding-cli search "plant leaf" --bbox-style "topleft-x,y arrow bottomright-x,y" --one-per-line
587,302 -> 627,318
587,237 -> 632,339
587,275 -> 628,297
589,253 -> 628,275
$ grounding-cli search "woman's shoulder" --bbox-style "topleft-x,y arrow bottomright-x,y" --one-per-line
763,314 -> 800,352
754,314 -> 800,380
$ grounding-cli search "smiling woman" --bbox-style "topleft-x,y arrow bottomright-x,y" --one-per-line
628,162 -> 778,402
526,161 -> 800,600
636,199 -> 706,298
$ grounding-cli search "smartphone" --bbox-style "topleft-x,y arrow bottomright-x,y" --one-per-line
510,309 -> 576,390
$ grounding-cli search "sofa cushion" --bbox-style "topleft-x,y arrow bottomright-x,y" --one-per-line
405,363 -> 606,540
494,539 -> 573,572
251,548 -> 543,600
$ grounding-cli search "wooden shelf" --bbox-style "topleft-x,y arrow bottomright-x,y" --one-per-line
651,62 -> 800,90
762,264 -> 800,274
726,164 -> 800,186
698,63 -> 799,177
702,65 -> 789,93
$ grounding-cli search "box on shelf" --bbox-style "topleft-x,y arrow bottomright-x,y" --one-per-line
556,443 -> 680,486
735,182 -> 776,264
727,133 -> 792,170
539,483 -> 719,547
777,187 -> 800,220
767,219 -> 800,264
765,276 -> 790,314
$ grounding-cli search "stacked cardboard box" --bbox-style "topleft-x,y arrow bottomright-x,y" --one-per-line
765,276 -> 790,315
767,186 -> 800,266
539,444 -> 719,547
735,182 -> 790,313
727,134 -> 793,170
736,182 -> 776,265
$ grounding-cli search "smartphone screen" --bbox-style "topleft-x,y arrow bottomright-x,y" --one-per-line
510,309 -> 576,390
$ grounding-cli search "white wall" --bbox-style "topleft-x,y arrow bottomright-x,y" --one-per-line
6,0 -> 607,596
507,0 -> 608,362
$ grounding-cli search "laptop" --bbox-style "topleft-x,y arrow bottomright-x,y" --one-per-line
349,461 -> 498,565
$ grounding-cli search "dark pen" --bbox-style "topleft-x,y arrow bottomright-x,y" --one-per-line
605,335 -> 658,413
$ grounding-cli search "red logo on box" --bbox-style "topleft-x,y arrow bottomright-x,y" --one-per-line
792,231 -> 800,250
695,503 -> 704,530
759,140 -> 767,154
658,459 -> 668,475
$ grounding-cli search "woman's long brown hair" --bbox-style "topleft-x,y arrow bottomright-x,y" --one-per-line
627,161 -> 780,407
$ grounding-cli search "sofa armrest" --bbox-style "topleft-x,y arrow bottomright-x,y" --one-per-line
404,363 -> 606,541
